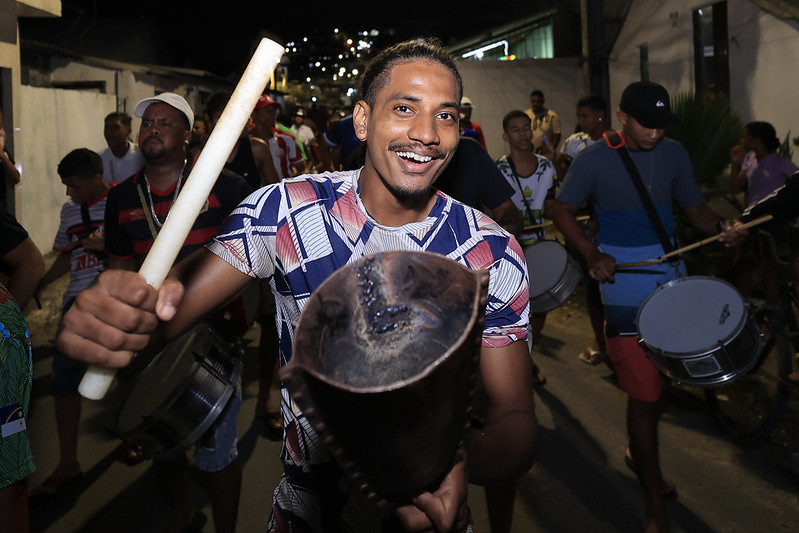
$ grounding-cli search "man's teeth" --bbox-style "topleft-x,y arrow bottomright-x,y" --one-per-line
396,151 -> 432,163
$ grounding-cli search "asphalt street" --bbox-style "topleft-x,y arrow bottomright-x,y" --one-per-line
22,260 -> 799,532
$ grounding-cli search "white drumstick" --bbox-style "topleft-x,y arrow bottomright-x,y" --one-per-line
79,38 -> 285,400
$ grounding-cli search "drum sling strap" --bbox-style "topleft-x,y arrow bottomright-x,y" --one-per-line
603,130 -> 676,258
506,156 -> 536,221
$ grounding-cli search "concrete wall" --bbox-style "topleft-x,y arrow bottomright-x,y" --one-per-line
16,86 -> 114,249
457,57 -> 584,160
609,0 -> 799,164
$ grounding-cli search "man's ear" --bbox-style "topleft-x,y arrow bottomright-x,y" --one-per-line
616,109 -> 627,128
353,101 -> 369,141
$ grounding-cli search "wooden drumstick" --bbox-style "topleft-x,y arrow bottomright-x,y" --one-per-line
524,214 -> 590,231
616,214 -> 773,269
78,37 -> 285,401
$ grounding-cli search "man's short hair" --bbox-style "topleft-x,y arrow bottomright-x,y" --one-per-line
530,89 -> 544,99
105,112 -> 132,128
57,148 -> 103,179
745,121 -> 780,151
359,38 -> 462,108
576,94 -> 607,112
502,110 -> 531,131
205,90 -> 232,122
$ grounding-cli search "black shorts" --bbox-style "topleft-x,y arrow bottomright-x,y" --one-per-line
0,207 -> 29,256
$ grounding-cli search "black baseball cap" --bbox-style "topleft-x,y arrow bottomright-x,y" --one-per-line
619,81 -> 680,129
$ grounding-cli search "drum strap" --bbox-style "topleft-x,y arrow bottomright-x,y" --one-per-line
603,130 -> 675,256
506,156 -> 535,219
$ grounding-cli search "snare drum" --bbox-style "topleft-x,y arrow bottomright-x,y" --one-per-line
524,240 -> 582,313
635,276 -> 761,387
117,324 -> 243,461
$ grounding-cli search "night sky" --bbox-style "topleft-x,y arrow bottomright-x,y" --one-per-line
39,1 -> 530,78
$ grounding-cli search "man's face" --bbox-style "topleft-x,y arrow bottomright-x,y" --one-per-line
254,105 -> 278,130
576,106 -> 603,136
137,103 -> 190,161
503,116 -> 533,151
104,117 -> 131,149
617,111 -> 664,151
62,175 -> 105,204
530,94 -> 545,114
740,128 -> 755,151
355,60 -> 460,202
191,120 -> 207,143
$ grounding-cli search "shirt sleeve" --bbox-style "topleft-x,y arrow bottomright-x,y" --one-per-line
53,203 -> 71,251
556,148 -> 596,207
481,236 -> 530,347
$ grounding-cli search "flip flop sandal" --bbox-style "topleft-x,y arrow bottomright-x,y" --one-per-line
116,439 -> 147,466
579,347 -> 607,365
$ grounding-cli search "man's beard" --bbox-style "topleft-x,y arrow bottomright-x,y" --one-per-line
389,182 -> 433,203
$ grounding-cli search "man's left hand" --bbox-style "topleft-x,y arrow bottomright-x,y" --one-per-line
393,457 -> 469,532
718,219 -> 748,247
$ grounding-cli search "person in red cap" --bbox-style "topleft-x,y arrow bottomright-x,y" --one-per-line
549,81 -> 746,532
251,95 -> 304,179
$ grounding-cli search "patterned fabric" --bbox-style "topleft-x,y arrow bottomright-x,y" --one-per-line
0,283 -> 35,489
496,154 -> 558,245
267,128 -> 304,179
560,131 -> 599,164
524,108 -> 561,154
207,169 -> 529,531
52,195 -> 107,305
104,156 -> 253,267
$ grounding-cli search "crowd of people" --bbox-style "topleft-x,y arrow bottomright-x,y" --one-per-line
2,34 -> 796,533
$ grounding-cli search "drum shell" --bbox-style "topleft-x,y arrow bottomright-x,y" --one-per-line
524,240 -> 581,313
117,325 -> 243,461
641,316 -> 760,387
635,276 -> 761,387
283,251 -> 488,505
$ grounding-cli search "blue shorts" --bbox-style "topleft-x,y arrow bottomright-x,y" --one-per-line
51,299 -> 87,397
193,385 -> 241,473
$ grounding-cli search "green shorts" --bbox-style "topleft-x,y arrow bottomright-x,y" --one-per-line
0,286 -> 36,488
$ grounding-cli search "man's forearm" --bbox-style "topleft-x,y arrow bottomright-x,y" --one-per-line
466,409 -> 537,486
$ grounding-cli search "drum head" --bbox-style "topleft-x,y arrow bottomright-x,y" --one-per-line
524,240 -> 568,298
118,326 -> 209,433
636,276 -> 747,355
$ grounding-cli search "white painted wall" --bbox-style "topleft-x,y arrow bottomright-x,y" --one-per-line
16,86 -> 114,250
457,57 -> 584,160
609,0 -> 799,163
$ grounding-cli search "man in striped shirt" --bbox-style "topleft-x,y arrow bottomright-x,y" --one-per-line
102,93 -> 252,533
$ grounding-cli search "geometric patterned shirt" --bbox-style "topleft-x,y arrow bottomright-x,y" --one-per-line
207,169 -> 529,531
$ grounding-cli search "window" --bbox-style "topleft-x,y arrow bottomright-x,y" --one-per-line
693,2 -> 730,97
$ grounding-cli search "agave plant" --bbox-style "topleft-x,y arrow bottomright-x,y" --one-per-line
665,93 -> 744,277
665,92 -> 744,189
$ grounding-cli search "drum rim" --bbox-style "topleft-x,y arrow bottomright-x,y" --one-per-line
635,275 -> 749,353
117,324 -> 243,460
643,317 -> 761,387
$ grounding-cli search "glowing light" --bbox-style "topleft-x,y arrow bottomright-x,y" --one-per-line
461,40 -> 509,59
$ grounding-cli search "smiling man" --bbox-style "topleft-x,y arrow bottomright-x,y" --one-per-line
58,39 -> 536,532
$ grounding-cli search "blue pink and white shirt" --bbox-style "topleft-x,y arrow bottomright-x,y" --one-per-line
207,169 -> 529,530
